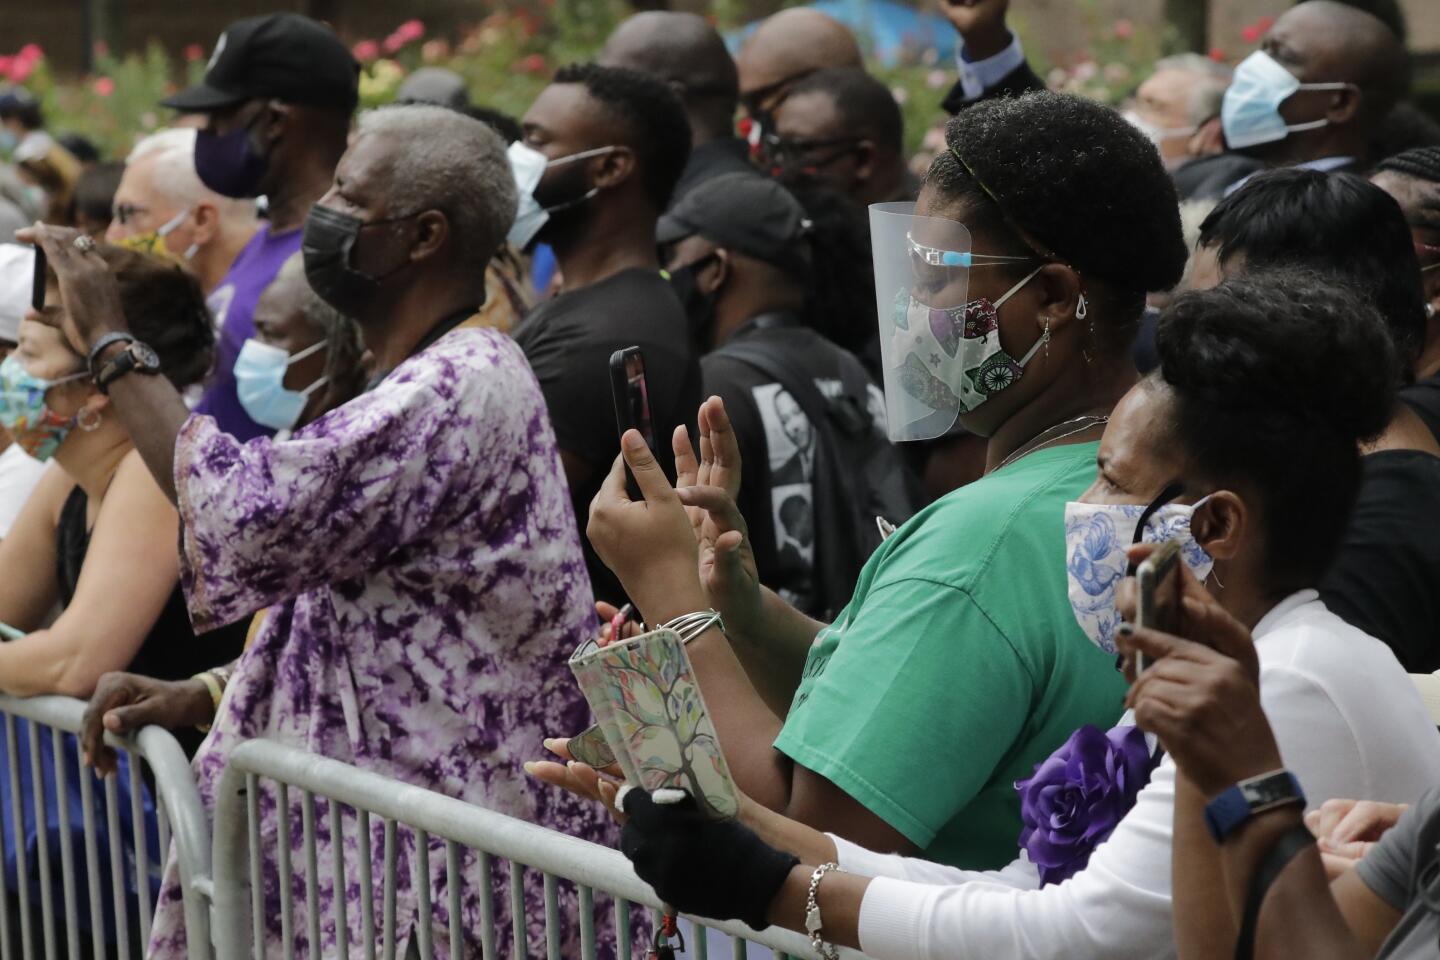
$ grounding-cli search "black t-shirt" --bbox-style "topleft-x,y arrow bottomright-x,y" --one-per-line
514,268 -> 703,606
1319,449 -> 1440,671
1401,372 -> 1440,447
702,316 -> 887,616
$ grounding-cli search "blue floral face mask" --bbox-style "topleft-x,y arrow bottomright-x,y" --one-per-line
1063,489 -> 1215,653
0,354 -> 89,461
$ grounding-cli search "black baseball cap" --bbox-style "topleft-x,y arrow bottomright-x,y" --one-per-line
161,14 -> 359,114
657,173 -> 813,280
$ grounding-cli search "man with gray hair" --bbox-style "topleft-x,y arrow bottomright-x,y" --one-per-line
1125,53 -> 1233,170
106,127 -> 259,294
51,102 -> 609,957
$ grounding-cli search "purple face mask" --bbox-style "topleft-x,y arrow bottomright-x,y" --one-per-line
194,121 -> 269,199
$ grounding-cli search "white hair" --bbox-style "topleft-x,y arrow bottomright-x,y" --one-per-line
1152,54 -> 1234,127
126,128 -> 256,226
356,105 -> 518,278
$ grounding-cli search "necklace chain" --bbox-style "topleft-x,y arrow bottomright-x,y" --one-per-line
997,414 -> 1110,471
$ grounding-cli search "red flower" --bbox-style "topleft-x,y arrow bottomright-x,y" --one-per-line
516,53 -> 546,74
184,43 -> 205,62
92,76 -> 115,97
8,59 -> 34,84
16,44 -> 43,64
352,40 -> 379,63
382,31 -> 404,54
1241,23 -> 1262,43
1113,18 -> 1133,39
396,19 -> 425,43
1208,47 -> 1227,62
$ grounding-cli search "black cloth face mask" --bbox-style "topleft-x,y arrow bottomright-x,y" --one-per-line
302,205 -> 416,317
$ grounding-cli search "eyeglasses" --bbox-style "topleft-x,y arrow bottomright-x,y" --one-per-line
760,133 -> 862,172
112,203 -> 150,226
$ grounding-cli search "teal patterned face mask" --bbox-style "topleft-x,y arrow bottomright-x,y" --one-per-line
0,354 -> 88,461
889,265 -> 1045,418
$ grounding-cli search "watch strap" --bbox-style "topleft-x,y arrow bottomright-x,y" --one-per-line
1236,823 -> 1315,960
87,332 -> 135,379
1205,770 -> 1306,843
96,341 -> 160,395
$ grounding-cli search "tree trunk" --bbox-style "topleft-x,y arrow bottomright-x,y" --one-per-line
1164,0 -> 1209,53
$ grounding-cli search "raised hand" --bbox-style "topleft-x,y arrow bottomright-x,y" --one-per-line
16,223 -> 129,355
939,0 -> 1013,59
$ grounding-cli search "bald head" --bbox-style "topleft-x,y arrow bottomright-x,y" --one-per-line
737,9 -> 863,111
601,11 -> 738,140
1270,1 -> 1408,126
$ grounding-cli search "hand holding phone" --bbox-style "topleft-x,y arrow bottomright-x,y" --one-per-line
609,346 -> 656,500
1133,539 -> 1183,674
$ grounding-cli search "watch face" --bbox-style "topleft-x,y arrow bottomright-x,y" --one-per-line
1241,773 -> 1297,807
132,343 -> 161,371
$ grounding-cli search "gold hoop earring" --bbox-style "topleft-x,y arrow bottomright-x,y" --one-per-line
76,407 -> 102,432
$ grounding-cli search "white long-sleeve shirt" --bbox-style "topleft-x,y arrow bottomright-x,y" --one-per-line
832,591 -> 1440,960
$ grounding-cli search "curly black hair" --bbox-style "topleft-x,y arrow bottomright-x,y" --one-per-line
788,67 -> 903,155
1198,169 -> 1426,371
553,62 -> 692,211
1374,145 -> 1440,184
1156,268 -> 1398,590
926,91 -> 1186,335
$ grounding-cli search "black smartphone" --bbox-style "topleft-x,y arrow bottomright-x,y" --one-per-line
31,244 -> 46,311
609,346 -> 655,500
1134,539 -> 1183,673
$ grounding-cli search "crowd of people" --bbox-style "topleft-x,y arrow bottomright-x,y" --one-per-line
0,0 -> 1438,957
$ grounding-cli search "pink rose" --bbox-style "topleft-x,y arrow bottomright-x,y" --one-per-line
8,59 -> 34,84
352,40 -> 379,63
382,32 -> 404,54
93,76 -> 115,97
1113,19 -> 1133,39
397,19 -> 425,42
17,44 -> 43,64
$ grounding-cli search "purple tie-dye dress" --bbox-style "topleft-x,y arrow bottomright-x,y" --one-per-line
145,327 -> 618,958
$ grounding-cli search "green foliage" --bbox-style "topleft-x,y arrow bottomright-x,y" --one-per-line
4,0 -> 1172,164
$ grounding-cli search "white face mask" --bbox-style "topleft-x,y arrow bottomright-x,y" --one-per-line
1123,109 -> 1197,149
1221,50 -> 1355,150
505,141 -> 618,250
1063,495 -> 1215,653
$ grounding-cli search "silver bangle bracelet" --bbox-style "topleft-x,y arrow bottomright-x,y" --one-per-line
660,609 -> 726,645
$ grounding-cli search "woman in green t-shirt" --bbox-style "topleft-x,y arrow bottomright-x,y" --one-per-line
568,91 -> 1190,870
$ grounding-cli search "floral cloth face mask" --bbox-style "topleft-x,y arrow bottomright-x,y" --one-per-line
1063,489 -> 1215,653
0,353 -> 89,461
890,264 -> 1045,418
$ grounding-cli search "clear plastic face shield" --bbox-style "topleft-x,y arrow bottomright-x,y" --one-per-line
870,201 -> 1040,441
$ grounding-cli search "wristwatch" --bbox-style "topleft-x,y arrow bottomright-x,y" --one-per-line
87,331 -> 136,379
95,340 -> 161,395
1205,770 -> 1306,843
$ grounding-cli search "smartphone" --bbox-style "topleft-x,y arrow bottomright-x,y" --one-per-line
1134,539 -> 1183,674
609,346 -> 655,500
31,244 -> 46,311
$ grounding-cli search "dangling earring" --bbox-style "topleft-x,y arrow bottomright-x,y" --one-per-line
1075,294 -> 1088,321
76,407 -> 101,432
1427,302 -> 1436,320
1041,318 -> 1051,360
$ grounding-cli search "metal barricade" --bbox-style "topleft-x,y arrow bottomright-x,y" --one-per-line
0,694 -> 212,960
210,739 -> 834,960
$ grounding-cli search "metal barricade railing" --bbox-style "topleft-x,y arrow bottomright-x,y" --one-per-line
210,739 -> 832,960
0,694 -> 212,960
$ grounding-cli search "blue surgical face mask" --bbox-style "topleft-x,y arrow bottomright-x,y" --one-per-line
0,129 -> 16,155
1222,50 -> 1356,150
234,338 -> 327,431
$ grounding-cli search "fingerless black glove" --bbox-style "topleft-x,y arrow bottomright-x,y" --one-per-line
619,788 -> 800,931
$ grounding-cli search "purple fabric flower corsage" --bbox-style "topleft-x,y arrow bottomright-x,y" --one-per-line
1015,723 -> 1157,886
